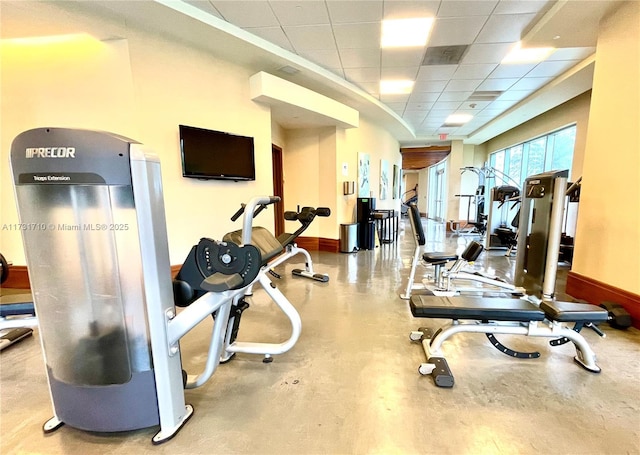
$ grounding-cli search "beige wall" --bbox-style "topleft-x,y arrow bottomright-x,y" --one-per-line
572,1 -> 640,294
0,2 -> 399,265
280,117 -> 401,238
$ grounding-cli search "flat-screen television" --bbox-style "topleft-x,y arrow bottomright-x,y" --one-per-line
179,124 -> 255,181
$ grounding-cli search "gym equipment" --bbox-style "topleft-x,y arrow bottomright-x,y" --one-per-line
0,252 -> 35,348
599,301 -> 632,329
9,127 -> 293,444
224,203 -> 331,282
400,184 -> 417,217
187,200 -> 329,363
400,203 -> 526,300
514,170 -> 569,299
410,296 -> 608,387
485,185 -> 520,250
408,170 -> 608,387
559,177 -> 581,264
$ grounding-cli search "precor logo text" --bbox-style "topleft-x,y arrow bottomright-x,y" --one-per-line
26,147 -> 76,158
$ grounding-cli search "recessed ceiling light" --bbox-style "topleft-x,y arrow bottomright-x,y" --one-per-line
502,41 -> 555,64
444,113 -> 473,126
380,80 -> 414,95
381,18 -> 434,48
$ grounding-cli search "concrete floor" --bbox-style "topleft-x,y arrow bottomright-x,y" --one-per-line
1,218 -> 639,454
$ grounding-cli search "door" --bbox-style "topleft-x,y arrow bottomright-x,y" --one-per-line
272,145 -> 285,237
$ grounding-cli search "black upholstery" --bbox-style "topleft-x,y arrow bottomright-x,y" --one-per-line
540,300 -> 608,323
223,227 -> 284,266
461,241 -> 484,262
408,203 -> 425,246
422,252 -> 458,263
410,295 -> 545,322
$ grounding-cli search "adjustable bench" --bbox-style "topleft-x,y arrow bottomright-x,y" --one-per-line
224,206 -> 331,282
409,295 -> 608,387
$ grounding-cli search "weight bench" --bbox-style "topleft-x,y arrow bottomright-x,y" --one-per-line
409,295 -> 608,387
224,206 -> 330,283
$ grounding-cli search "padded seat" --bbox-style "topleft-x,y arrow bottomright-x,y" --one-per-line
410,295 -> 545,322
223,227 -> 284,266
422,252 -> 458,263
540,300 -> 608,323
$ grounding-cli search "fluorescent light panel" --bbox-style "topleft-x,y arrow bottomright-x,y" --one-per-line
381,18 -> 434,48
444,113 -> 473,125
380,80 -> 414,95
502,41 -> 555,64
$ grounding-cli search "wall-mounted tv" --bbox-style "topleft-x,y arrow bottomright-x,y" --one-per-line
179,124 -> 255,181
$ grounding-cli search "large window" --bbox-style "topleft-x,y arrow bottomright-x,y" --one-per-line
488,125 -> 576,187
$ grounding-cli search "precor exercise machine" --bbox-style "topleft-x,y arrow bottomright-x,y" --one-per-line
400,203 -> 526,300
174,201 -> 329,364
408,170 -> 608,387
10,127 -> 300,443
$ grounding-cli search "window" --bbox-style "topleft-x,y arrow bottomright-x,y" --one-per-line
488,125 -> 576,187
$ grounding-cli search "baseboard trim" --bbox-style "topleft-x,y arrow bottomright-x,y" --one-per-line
170,237 -> 339,275
295,236 -> 339,253
5,238 -> 339,289
1,265 -> 30,289
566,271 -> 640,329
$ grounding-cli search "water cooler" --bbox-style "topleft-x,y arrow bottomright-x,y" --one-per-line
10,128 -> 190,441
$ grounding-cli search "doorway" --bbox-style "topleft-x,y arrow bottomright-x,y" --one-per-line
272,144 -> 284,237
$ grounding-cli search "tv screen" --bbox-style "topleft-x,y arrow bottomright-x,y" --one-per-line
179,125 -> 255,181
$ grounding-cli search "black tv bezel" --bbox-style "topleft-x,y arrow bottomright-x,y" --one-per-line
179,124 -> 256,182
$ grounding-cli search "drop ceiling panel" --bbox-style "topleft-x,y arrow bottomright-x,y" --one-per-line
412,79 -> 449,93
270,1 -> 330,26
416,65 -> 458,81
339,48 -> 380,68
444,79 -> 483,92
382,1 -> 440,20
437,91 -> 473,102
493,0 -> 549,15
452,63 -> 498,80
333,22 -> 380,49
461,42 -> 514,64
283,24 -> 336,50
344,67 -> 381,83
409,92 -> 440,102
437,1 -> 498,17
489,63 -> 537,79
327,1 -> 383,23
429,16 -> 487,46
476,78 -> 519,91
509,76 -> 553,91
381,48 -> 425,67
380,66 -> 420,79
97,0 -> 612,143
299,49 -> 342,69
211,1 -> 278,27
475,13 -> 537,43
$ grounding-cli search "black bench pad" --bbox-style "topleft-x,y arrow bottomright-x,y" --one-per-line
410,295 -> 545,322
422,252 -> 458,263
223,227 -> 284,266
540,300 -> 608,323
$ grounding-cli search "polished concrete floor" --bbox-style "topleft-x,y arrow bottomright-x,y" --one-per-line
1,218 -> 639,454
